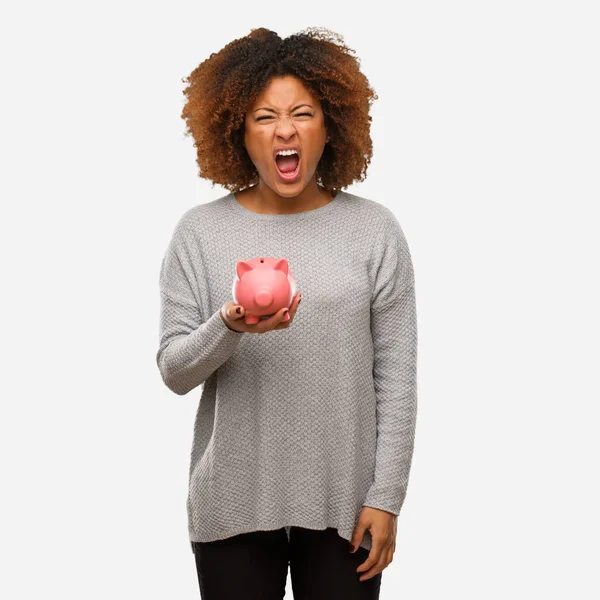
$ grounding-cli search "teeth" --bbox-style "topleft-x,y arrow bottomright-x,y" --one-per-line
276,149 -> 298,157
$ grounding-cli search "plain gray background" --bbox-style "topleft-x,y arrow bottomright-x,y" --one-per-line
1,1 -> 598,598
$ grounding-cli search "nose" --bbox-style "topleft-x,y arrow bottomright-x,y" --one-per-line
274,115 -> 298,137
254,290 -> 274,308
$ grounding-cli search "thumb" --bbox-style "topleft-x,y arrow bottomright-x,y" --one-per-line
221,302 -> 244,321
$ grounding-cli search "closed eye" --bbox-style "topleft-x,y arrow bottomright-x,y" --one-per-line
256,112 -> 313,121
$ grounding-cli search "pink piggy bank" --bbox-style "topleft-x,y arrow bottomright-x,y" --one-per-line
231,256 -> 297,325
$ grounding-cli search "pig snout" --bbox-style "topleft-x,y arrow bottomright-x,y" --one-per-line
254,290 -> 274,308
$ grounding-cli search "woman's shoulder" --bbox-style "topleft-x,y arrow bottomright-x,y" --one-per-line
339,190 -> 403,231
171,193 -> 233,241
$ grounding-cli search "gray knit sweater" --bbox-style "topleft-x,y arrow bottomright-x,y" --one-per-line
156,190 -> 418,554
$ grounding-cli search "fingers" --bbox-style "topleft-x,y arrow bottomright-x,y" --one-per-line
282,292 -> 302,322
357,537 -> 389,582
222,293 -> 302,334
358,548 -> 389,582
262,292 -> 301,332
350,518 -> 368,554
283,292 -> 301,322
259,304 -> 290,332
291,291 -> 302,316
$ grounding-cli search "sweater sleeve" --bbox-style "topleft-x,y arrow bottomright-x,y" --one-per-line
363,213 -> 418,516
156,219 -> 245,396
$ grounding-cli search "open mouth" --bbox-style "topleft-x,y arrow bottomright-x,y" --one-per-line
274,153 -> 301,183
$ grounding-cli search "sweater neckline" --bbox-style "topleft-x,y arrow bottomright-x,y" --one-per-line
228,190 -> 345,221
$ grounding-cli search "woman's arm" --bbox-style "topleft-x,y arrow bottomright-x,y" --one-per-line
156,220 -> 245,395
363,213 -> 418,516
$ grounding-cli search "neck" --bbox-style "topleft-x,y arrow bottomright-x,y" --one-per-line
248,180 -> 335,215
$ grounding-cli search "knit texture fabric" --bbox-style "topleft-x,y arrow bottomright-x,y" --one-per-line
156,190 -> 418,554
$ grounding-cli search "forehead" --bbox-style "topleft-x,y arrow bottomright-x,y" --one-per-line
250,75 -> 317,110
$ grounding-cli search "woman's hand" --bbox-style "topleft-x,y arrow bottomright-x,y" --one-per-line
219,292 -> 301,334
351,506 -> 397,582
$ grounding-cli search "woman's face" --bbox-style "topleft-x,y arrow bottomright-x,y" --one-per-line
243,75 -> 329,196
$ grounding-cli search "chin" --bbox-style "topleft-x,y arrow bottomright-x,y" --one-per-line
267,174 -> 308,196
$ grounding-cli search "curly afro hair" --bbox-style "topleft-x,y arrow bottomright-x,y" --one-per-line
180,27 -> 378,195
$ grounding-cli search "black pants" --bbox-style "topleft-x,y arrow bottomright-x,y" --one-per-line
192,526 -> 382,600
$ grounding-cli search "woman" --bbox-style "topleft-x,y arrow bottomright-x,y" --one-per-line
156,26 -> 418,600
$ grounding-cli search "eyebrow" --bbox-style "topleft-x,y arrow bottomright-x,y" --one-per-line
253,104 -> 314,113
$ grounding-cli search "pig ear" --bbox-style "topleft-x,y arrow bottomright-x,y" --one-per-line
273,258 -> 289,275
236,260 -> 253,279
